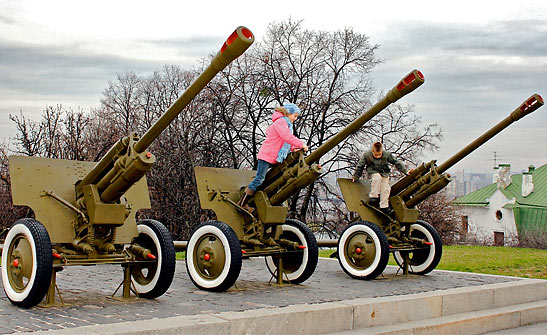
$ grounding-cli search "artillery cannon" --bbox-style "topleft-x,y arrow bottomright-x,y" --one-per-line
187,70 -> 425,291
336,94 -> 544,279
1,26 -> 255,308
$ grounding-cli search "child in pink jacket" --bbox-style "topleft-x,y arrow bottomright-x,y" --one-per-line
238,103 -> 308,208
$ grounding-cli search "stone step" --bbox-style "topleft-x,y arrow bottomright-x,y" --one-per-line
329,300 -> 547,335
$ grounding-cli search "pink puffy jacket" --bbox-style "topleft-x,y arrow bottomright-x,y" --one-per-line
257,111 -> 304,164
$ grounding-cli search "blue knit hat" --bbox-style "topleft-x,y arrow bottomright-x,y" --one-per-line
284,103 -> 301,114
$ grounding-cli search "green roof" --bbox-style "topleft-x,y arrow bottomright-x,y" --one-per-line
452,183 -> 497,206
452,164 -> 547,234
452,164 -> 547,208
513,207 -> 547,235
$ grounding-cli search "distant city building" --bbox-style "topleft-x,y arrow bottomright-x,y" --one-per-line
452,164 -> 547,246
444,170 -> 493,199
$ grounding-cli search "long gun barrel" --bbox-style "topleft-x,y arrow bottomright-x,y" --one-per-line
76,26 -> 254,207
392,94 -> 544,208
76,27 -> 254,203
134,27 -> 254,154
436,94 -> 543,174
261,70 -> 425,205
306,70 -> 424,165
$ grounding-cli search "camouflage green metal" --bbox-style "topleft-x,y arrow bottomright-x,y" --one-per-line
1,26 -> 255,308
336,94 -> 544,280
189,70 -> 425,291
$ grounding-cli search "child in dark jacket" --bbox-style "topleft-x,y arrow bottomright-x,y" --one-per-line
352,141 -> 406,211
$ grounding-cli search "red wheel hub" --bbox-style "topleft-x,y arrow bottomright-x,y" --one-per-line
13,259 -> 19,268
355,247 -> 362,254
204,253 -> 211,261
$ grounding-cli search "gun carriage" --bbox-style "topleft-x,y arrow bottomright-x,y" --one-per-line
336,94 -> 544,279
187,70 -> 425,291
1,26 -> 255,307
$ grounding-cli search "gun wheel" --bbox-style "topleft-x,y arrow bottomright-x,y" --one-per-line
265,219 -> 318,284
1,218 -> 53,308
337,221 -> 389,280
393,220 -> 442,275
130,219 -> 176,299
186,221 -> 242,292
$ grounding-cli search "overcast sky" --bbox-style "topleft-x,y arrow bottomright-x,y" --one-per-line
1,0 -> 545,174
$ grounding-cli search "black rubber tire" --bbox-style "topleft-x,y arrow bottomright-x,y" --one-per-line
337,221 -> 389,280
130,219 -> 176,299
265,219 -> 319,284
393,220 -> 443,275
1,218 -> 53,308
186,221 -> 242,292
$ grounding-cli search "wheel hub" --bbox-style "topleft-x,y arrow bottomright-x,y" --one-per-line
200,247 -> 214,267
348,240 -> 367,261
194,234 -> 227,280
345,232 -> 377,268
7,237 -> 33,292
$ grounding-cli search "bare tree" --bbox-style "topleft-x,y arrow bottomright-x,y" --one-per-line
101,71 -> 141,134
9,111 -> 43,156
0,143 -> 33,235
3,18 -> 445,241
418,191 -> 463,244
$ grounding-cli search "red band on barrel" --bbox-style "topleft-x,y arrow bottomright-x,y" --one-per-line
241,28 -> 253,39
403,72 -> 416,85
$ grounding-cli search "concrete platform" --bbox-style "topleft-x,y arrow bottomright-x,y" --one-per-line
0,257 -> 544,334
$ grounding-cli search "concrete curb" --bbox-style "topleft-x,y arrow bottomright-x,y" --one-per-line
29,278 -> 546,335
333,300 -> 547,335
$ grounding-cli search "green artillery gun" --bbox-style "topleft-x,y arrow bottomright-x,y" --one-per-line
187,70 -> 425,291
336,94 -> 544,279
1,26 -> 255,308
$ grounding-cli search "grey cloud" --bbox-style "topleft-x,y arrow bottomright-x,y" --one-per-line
142,35 -> 225,58
0,36 -> 222,138
0,40 -> 164,96
0,13 -> 14,24
382,19 -> 547,57
0,0 -> 17,25
375,19 -> 547,99
370,19 -> 547,172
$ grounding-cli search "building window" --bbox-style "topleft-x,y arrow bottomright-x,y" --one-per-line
494,231 -> 504,246
495,210 -> 503,221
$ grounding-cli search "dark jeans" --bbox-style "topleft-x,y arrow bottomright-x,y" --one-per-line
248,159 -> 272,191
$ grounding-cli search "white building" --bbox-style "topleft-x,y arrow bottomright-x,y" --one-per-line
452,164 -> 547,246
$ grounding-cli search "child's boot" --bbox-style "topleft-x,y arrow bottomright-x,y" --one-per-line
238,187 -> 255,211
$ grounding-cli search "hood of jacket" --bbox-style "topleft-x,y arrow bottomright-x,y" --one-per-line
272,111 -> 285,122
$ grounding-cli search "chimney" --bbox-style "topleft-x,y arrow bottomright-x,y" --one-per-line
492,166 -> 499,184
522,165 -> 535,197
496,164 -> 511,189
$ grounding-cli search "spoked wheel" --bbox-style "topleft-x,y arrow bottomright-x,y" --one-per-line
129,219 -> 176,299
265,219 -> 318,284
393,220 -> 442,275
337,221 -> 389,280
1,218 -> 53,308
186,221 -> 242,292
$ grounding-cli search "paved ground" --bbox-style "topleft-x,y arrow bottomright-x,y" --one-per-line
0,258 -> 519,334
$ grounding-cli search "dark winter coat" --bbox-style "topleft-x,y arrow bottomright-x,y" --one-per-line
352,150 -> 406,178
